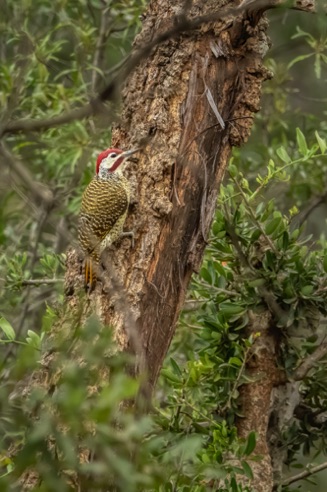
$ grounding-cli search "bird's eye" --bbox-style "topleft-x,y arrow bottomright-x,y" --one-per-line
109,153 -> 117,158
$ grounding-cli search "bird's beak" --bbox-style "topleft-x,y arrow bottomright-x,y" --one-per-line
121,148 -> 140,158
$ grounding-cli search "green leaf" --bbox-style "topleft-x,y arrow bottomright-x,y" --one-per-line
241,460 -> 254,479
291,228 -> 300,240
26,330 -> 41,349
170,357 -> 182,377
300,285 -> 314,297
291,27 -> 314,43
265,217 -> 282,235
287,53 -> 314,70
276,146 -> 291,163
231,476 -> 239,492
219,303 -> 245,316
200,267 -> 212,284
244,431 -> 256,456
229,163 -> 238,177
248,278 -> 265,288
314,54 -> 321,79
229,357 -> 243,367
160,368 -> 181,384
0,317 -> 16,340
315,131 -> 327,154
296,128 -> 308,156
251,230 -> 262,241
281,231 -> 289,250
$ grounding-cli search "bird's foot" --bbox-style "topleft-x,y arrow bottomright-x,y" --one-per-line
121,231 -> 134,248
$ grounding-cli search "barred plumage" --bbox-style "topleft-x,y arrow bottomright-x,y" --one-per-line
78,147 -> 138,289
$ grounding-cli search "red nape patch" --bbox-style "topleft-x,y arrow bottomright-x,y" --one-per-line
96,148 -> 123,174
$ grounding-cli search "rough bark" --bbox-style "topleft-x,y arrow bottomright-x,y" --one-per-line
236,312 -> 285,492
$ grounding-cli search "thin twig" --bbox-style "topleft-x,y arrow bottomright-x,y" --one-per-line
281,460 -> 327,487
104,55 -> 131,78
21,278 -> 64,286
298,193 -> 327,226
91,4 -> 112,92
194,278 -> 240,297
0,143 -> 54,206
2,102 -> 96,135
293,338 -> 327,381
182,300 -> 206,312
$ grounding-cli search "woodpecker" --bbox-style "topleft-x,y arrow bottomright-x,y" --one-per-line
78,147 -> 139,289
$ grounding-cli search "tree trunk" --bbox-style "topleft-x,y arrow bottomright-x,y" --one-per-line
66,0 -> 271,391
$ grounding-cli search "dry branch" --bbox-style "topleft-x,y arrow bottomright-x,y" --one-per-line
281,460 -> 327,487
294,338 -> 327,380
0,143 -> 54,206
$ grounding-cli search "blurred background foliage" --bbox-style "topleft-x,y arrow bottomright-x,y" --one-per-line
0,0 -> 327,490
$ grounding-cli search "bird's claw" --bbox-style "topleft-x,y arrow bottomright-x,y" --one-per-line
121,231 -> 134,248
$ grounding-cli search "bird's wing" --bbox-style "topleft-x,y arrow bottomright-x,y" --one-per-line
79,178 -> 128,254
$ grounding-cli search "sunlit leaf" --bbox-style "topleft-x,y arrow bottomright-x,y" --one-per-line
296,128 -> 308,156
0,317 -> 15,340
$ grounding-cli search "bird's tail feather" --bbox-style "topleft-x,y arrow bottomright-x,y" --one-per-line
84,255 -> 98,291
